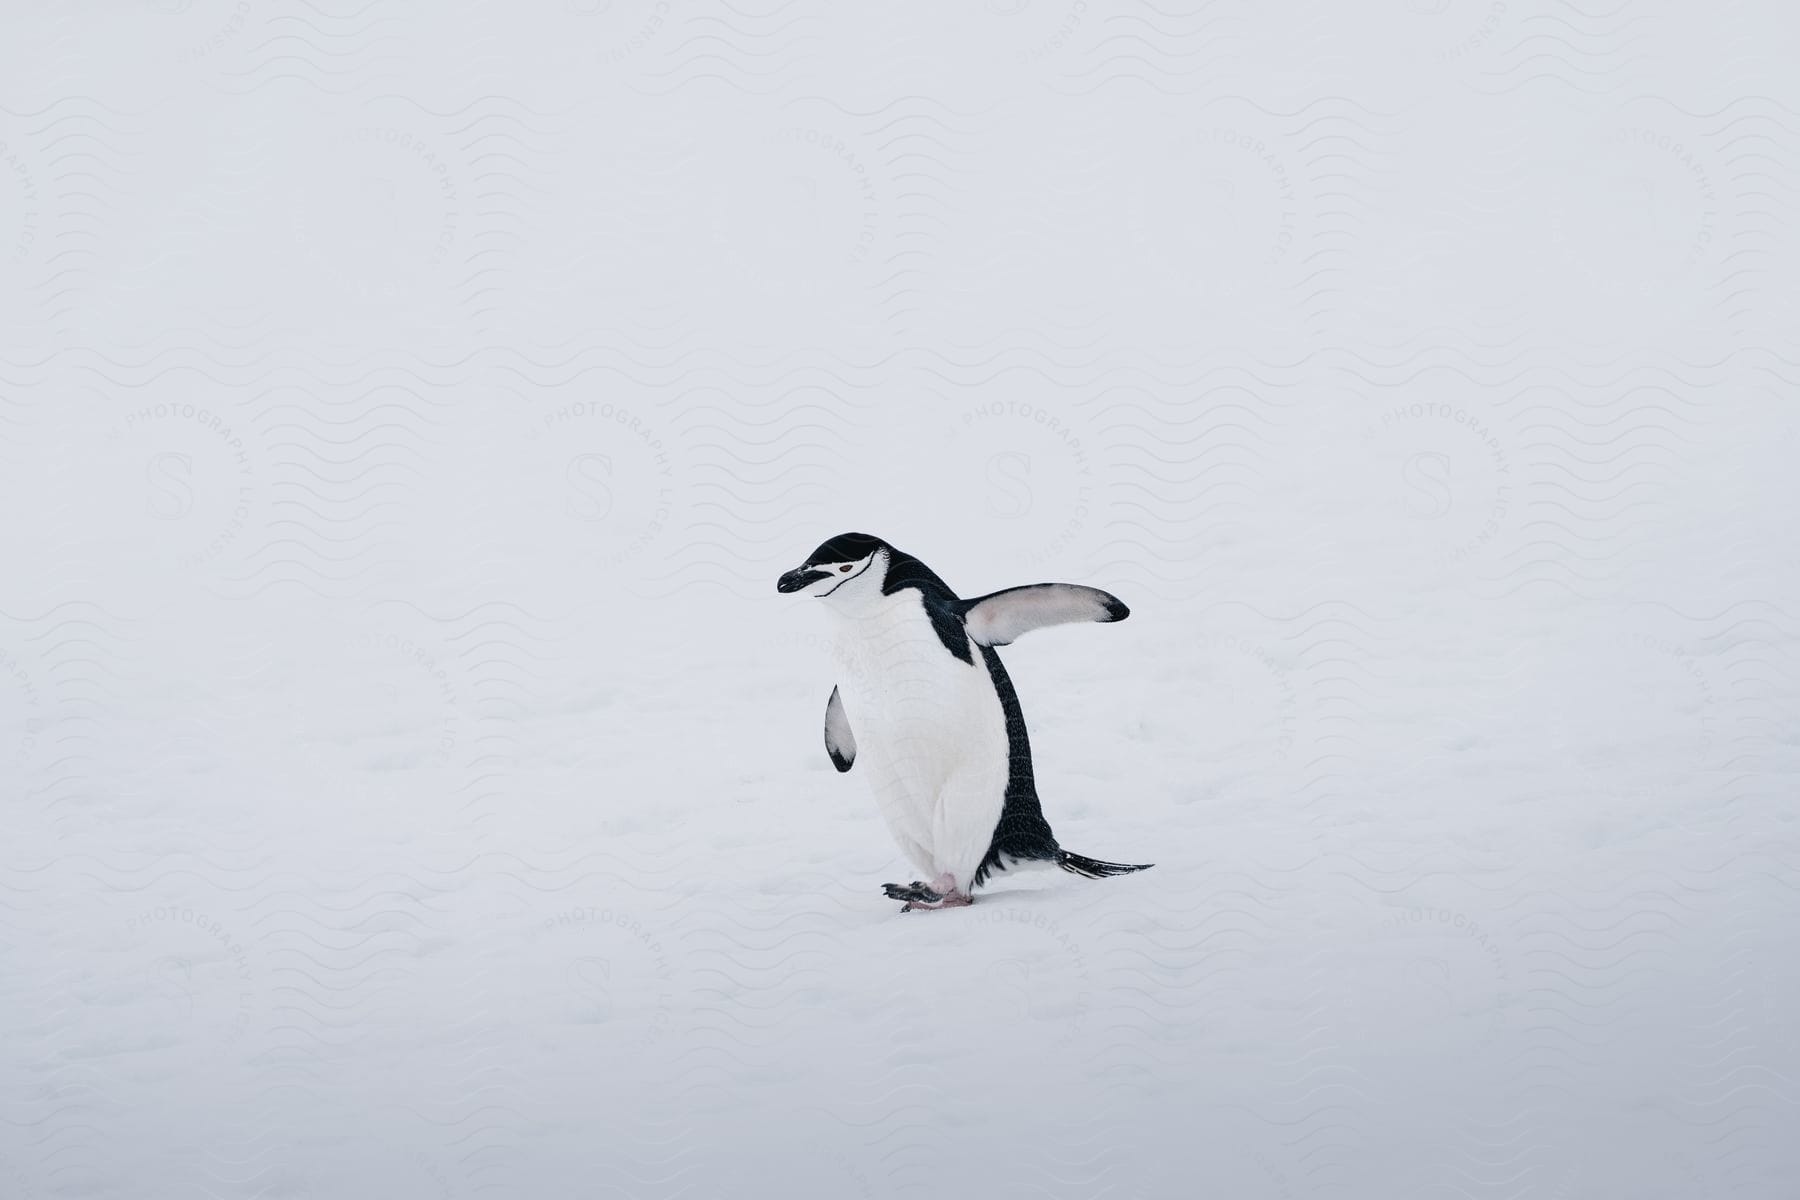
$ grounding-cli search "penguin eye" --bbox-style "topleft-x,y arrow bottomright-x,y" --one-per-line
838,564 -> 853,573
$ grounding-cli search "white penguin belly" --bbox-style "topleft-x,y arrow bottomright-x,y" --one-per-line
832,594 -> 1010,885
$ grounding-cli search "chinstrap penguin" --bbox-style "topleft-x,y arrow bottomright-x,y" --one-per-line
777,532 -> 1152,912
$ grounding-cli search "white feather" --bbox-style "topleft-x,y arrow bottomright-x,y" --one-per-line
825,587 -> 1008,890
823,685 -> 856,770
962,583 -> 1126,647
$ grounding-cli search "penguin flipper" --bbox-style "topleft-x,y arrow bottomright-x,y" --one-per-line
958,583 -> 1130,647
824,685 -> 856,772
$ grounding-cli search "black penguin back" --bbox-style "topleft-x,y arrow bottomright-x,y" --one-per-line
972,643 -> 1061,885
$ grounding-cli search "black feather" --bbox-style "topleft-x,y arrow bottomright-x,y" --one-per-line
1057,852 -> 1154,879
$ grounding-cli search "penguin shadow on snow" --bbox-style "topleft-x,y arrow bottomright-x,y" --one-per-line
777,532 -> 1154,914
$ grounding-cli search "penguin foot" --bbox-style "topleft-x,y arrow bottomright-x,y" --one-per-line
890,873 -> 971,911
900,892 -> 973,912
882,881 -> 942,903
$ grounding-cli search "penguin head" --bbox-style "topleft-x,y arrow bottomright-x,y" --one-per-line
777,532 -> 889,602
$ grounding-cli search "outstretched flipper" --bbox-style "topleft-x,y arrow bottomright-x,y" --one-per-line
824,685 -> 856,772
957,583 -> 1129,647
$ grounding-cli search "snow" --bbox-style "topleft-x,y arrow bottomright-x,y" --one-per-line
3,3 -> 1799,1198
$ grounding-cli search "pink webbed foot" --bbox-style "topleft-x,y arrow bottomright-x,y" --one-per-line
900,892 -> 973,912
892,873 -> 972,912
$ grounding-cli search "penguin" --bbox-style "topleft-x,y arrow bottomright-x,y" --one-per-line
777,532 -> 1151,911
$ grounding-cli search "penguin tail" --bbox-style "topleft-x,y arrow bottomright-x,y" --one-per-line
1058,851 -> 1154,879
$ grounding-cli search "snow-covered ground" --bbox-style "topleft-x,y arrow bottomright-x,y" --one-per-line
4,4 -> 1799,1197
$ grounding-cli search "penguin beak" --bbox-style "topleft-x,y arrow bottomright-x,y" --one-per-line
777,567 -> 828,594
